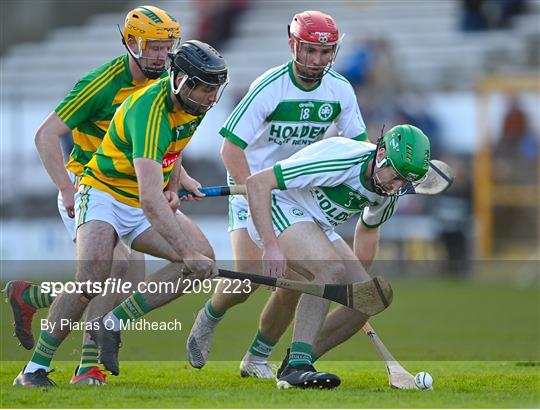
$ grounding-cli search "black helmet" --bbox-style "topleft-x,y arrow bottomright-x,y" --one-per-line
168,40 -> 228,115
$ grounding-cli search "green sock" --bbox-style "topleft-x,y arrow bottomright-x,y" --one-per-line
289,341 -> 312,368
111,292 -> 151,322
204,300 -> 224,322
76,342 -> 99,376
248,330 -> 276,359
311,351 -> 319,363
30,331 -> 60,368
23,284 -> 54,309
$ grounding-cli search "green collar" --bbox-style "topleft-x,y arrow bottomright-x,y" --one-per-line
359,150 -> 377,193
287,61 -> 322,92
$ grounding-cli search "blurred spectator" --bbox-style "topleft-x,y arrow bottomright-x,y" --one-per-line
195,0 -> 250,50
342,37 -> 400,97
461,0 -> 528,31
493,0 -> 528,28
394,93 -> 443,159
356,90 -> 399,143
461,0 -> 489,31
494,94 -> 538,183
493,94 -> 539,250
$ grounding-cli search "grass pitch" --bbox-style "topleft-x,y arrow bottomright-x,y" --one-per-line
1,361 -> 538,408
1,279 -> 539,408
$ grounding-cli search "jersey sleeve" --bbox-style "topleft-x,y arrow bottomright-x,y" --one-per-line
219,67 -> 285,149
273,138 -> 365,190
361,196 -> 399,228
130,100 -> 171,164
54,71 -> 109,129
333,80 -> 368,141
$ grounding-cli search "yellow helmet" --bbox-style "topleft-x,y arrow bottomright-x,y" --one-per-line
122,6 -> 181,78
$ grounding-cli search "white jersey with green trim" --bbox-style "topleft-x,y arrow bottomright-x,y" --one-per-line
272,137 -> 399,230
220,61 -> 367,184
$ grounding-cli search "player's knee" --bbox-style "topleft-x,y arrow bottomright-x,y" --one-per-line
109,258 -> 130,280
76,260 -> 111,283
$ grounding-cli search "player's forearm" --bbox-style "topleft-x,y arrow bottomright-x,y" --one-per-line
353,223 -> 380,270
35,130 -> 73,191
140,194 -> 196,259
221,139 -> 251,185
246,173 -> 278,248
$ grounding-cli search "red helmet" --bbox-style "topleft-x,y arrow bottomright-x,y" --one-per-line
288,11 -> 342,81
289,10 -> 340,45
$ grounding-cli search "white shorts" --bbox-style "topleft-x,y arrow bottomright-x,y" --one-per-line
228,195 -> 249,232
246,194 -> 341,248
74,185 -> 151,248
57,171 -> 79,242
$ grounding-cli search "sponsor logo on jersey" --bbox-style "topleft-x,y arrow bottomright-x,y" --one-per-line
318,103 -> 333,121
175,119 -> 201,141
290,207 -> 305,218
269,124 -> 328,146
312,187 -> 371,227
237,209 -> 247,221
162,151 -> 180,168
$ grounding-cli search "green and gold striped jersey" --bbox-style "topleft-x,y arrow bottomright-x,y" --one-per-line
55,55 -> 164,176
80,78 -> 203,207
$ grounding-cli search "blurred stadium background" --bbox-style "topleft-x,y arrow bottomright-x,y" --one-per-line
0,0 -> 539,278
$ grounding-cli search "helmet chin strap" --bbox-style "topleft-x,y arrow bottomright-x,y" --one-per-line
370,127 -> 391,196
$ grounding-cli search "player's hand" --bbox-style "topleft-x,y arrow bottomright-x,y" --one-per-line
164,190 -> 180,211
262,244 -> 287,278
60,184 -> 76,218
182,252 -> 217,280
179,174 -> 205,202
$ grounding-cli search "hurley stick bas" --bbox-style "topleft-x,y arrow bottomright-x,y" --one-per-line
362,322 -> 418,389
217,269 -> 393,316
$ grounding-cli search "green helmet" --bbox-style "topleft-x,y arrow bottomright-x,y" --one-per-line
380,124 -> 430,181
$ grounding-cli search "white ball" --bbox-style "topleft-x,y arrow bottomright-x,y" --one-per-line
414,371 -> 433,390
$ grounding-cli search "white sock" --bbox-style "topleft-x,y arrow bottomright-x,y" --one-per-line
103,312 -> 121,332
242,351 -> 267,363
24,361 -> 48,374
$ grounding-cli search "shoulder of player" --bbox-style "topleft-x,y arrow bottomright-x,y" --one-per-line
248,63 -> 289,92
124,79 -> 169,116
77,55 -> 128,87
323,69 -> 355,92
311,136 -> 375,157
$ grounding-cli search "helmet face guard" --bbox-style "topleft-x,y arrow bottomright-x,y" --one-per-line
169,72 -> 228,116
290,35 -> 343,82
125,36 -> 181,79
372,155 -> 424,197
167,40 -> 229,116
